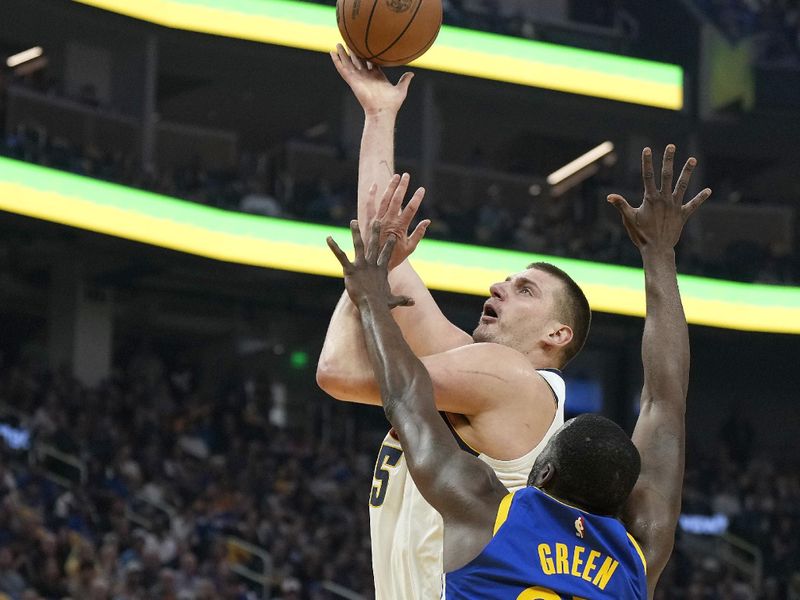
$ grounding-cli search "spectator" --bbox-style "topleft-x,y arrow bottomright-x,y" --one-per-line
0,353 -> 794,597
1,119 -> 797,284
0,548 -> 26,600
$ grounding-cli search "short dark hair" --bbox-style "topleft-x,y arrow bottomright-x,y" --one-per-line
528,414 -> 641,515
528,262 -> 591,367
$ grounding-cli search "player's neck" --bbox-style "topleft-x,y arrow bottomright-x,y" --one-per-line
523,346 -> 561,371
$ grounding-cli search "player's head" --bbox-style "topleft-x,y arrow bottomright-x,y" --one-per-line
472,262 -> 591,368
527,414 -> 641,516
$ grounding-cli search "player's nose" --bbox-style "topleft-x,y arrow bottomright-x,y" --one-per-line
489,283 -> 506,300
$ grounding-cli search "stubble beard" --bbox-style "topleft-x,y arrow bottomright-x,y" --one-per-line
472,322 -> 499,344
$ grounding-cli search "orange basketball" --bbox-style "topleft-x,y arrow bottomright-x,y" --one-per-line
336,0 -> 442,67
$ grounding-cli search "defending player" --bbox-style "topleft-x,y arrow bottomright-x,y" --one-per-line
318,44 -> 588,598
326,145 -> 710,598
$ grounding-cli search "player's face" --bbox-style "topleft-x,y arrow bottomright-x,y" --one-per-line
472,268 -> 564,353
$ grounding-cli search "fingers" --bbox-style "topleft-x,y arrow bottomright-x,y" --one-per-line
407,219 -> 430,254
400,186 -> 426,225
389,173 -> 411,216
377,175 -> 401,220
349,220 -> 365,260
330,45 -> 343,64
333,44 -> 350,71
326,236 -> 352,269
608,194 -> 645,246
370,63 -> 390,84
673,157 -> 697,203
330,50 -> 345,77
660,144 -> 675,194
377,234 -> 398,267
682,188 -> 712,220
641,147 -> 657,197
364,183 -> 378,225
607,194 -> 636,222
367,219 -> 382,260
350,49 -> 365,71
388,295 -> 415,309
396,72 -> 414,93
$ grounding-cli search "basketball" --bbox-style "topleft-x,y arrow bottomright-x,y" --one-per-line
336,0 -> 443,67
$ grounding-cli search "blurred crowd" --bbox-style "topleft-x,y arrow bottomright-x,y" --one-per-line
304,0 -> 628,38
0,352 -> 794,599
306,0 -> 800,60
0,122 -> 274,218
656,415 -> 800,599
458,0 -> 800,64
0,352 -> 375,599
2,121 -> 797,286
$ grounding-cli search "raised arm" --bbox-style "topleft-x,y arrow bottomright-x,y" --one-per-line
318,46 -> 469,397
611,146 -> 711,595
327,221 -> 508,571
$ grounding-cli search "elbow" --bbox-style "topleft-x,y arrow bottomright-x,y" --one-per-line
315,362 -> 332,392
316,356 -> 371,403
315,358 -> 347,400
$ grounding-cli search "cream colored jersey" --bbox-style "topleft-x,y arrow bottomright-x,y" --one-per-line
369,369 -> 566,600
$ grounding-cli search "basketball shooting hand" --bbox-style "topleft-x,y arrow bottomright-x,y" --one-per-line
364,173 -> 430,271
330,43 -> 414,116
327,220 -> 414,309
607,145 -> 712,251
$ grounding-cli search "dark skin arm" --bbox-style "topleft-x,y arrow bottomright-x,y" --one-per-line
327,220 -> 508,572
609,145 -> 711,598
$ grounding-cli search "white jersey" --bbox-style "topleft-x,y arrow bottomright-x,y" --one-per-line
369,370 -> 566,600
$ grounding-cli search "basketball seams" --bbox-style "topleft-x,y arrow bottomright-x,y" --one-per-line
365,0 -> 425,60
364,0 -> 381,57
378,16 -> 440,64
340,0 -> 371,59
338,0 -> 441,66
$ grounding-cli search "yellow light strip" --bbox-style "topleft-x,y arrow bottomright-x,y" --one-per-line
1,179 -> 797,333
73,0 -> 683,109
422,47 -> 682,109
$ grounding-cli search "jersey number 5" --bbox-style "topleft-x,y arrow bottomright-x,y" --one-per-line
370,444 -> 403,507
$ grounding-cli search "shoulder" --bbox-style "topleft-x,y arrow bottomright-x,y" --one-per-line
442,343 -> 541,377
433,344 -> 552,397
420,343 -> 557,422
536,369 -> 565,407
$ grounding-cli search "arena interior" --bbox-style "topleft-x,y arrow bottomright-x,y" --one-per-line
0,0 -> 799,598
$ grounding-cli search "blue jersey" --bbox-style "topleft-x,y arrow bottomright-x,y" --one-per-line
443,487 -> 647,599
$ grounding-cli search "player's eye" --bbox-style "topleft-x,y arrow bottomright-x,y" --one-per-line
521,287 -> 532,296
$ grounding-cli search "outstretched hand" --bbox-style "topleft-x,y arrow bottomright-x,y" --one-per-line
365,173 -> 430,271
330,43 -> 414,116
608,145 -> 711,251
327,220 -> 414,310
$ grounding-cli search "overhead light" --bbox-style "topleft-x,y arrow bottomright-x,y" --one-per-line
546,141 -> 615,186
549,164 -> 600,198
6,46 -> 44,68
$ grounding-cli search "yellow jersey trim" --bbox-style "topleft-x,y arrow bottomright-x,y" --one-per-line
626,532 -> 647,575
493,492 -> 516,536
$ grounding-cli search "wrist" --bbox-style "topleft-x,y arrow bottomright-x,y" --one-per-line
364,108 -> 399,122
356,294 -> 386,313
640,246 -> 676,263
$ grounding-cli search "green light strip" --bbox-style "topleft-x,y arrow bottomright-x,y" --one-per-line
72,0 -> 683,109
163,0 -> 679,83
0,157 -> 798,333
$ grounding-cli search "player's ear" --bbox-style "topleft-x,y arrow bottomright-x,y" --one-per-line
531,462 -> 556,488
546,323 -> 573,350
